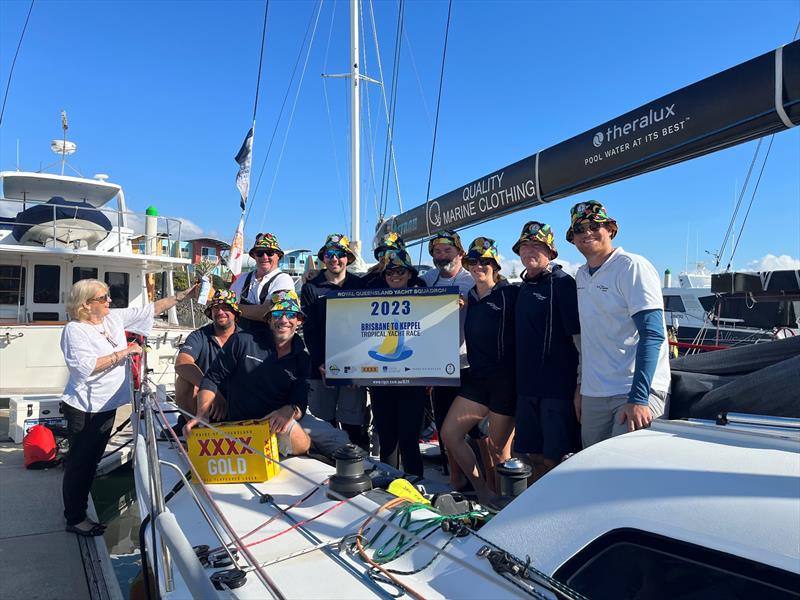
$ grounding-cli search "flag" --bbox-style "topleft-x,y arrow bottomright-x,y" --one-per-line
235,127 -> 254,211
228,216 -> 245,277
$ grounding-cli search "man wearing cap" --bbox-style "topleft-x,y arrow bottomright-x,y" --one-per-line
174,289 -> 242,434
567,201 -> 670,446
512,222 -> 581,479
301,234 -> 368,448
420,230 -> 475,487
230,232 -> 294,332
185,291 -> 312,456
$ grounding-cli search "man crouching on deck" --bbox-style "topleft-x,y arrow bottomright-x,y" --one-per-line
184,290 -> 311,456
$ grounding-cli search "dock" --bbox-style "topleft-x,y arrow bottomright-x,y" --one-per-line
0,399 -> 124,600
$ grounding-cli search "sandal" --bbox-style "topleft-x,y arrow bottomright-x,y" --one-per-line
65,523 -> 106,537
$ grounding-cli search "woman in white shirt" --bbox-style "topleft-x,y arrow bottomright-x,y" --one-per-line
60,278 -> 195,536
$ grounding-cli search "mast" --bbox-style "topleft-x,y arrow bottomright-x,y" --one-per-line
349,0 -> 361,258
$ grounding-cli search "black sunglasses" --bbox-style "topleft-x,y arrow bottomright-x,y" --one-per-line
254,249 -> 278,257
572,222 -> 604,235
465,258 -> 496,267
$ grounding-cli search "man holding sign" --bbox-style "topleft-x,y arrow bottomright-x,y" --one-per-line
301,234 -> 368,448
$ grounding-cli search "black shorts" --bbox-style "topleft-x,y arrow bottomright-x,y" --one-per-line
458,372 -> 516,416
514,395 -> 579,461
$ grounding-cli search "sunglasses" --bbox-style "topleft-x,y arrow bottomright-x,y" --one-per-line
466,258 -> 496,267
254,249 -> 278,258
385,267 -> 409,277
89,294 -> 111,303
271,310 -> 299,320
572,221 -> 604,235
324,249 -> 346,260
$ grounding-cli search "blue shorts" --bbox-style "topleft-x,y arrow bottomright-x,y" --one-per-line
514,395 -> 579,461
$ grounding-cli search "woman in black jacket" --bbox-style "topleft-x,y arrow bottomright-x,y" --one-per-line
441,237 -> 517,503
368,249 -> 427,477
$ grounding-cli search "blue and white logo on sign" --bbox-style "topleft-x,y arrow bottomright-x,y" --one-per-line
367,321 -> 413,362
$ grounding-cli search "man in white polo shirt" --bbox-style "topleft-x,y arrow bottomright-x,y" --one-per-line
567,201 -> 670,447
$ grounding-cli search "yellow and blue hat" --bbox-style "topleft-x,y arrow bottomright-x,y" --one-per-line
465,237 -> 501,269
382,249 -> 418,277
203,288 -> 241,319
373,231 -> 406,260
248,232 -> 284,258
566,200 -> 618,243
427,230 -> 465,256
512,221 -> 558,259
269,290 -> 304,317
318,233 -> 356,263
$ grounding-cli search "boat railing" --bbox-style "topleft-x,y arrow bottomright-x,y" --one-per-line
0,195 -> 186,254
134,376 -> 286,598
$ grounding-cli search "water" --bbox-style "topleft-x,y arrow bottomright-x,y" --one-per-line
92,465 -> 142,599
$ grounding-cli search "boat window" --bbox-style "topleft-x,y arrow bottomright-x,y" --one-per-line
0,265 -> 26,305
33,265 -> 60,304
104,272 -> 129,308
72,267 -> 99,284
554,529 -> 798,600
663,295 -> 685,313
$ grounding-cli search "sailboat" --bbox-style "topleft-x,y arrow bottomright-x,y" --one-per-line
131,11 -> 800,599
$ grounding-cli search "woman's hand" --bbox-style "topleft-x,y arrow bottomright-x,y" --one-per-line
126,342 -> 143,356
176,282 -> 200,303
458,295 -> 466,309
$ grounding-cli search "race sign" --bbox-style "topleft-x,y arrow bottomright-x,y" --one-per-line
324,287 -> 460,386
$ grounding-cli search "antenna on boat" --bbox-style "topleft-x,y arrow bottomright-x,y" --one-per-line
50,111 -> 76,175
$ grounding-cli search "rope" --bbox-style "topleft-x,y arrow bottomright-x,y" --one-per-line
162,403 -> 534,598
355,498 -> 427,600
0,0 -> 34,127
423,0 -> 454,244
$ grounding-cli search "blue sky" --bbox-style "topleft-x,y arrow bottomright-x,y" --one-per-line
1,0 -> 798,277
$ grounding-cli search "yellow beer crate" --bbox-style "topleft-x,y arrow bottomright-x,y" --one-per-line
187,419 -> 280,484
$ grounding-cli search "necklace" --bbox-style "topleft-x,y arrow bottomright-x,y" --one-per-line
91,318 -> 119,348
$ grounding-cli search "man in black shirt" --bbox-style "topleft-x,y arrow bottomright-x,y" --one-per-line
300,233 -> 368,448
513,221 -> 581,480
185,290 -> 312,456
175,289 -> 241,429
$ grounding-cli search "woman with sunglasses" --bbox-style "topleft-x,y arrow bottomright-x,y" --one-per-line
441,237 -> 518,504
368,249 -> 428,477
60,278 -> 196,536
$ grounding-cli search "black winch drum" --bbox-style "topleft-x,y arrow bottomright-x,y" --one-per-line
495,458 -> 532,498
327,444 -> 373,499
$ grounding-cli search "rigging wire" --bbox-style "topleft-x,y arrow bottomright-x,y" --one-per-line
420,0 -> 454,265
321,1 -> 351,232
0,0 -> 35,128
379,0 -> 405,219
245,1 -> 320,230
726,134 -> 776,271
252,0 -> 271,124
257,0 -> 324,232
714,137 -> 762,268
716,21 -> 799,270
368,0 -> 405,215
358,0 -> 382,220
